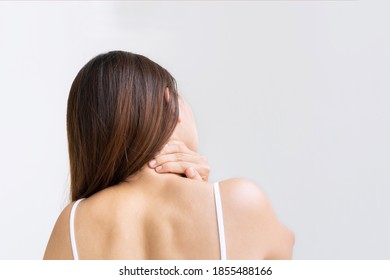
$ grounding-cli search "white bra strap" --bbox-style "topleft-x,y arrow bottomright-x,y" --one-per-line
213,182 -> 227,260
69,198 -> 84,260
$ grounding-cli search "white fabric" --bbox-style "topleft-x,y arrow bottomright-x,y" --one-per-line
69,198 -> 84,260
213,182 -> 227,260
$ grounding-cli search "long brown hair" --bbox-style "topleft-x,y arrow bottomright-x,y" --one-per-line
67,51 -> 179,201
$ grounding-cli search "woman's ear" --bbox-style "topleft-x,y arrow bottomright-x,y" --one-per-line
177,97 -> 182,124
165,87 -> 181,123
164,87 -> 170,103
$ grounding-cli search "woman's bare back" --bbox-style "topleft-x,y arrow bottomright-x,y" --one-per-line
44,169 -> 294,260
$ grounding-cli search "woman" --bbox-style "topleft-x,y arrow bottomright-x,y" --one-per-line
44,51 -> 294,260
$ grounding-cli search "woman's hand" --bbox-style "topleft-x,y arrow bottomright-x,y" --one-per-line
148,140 -> 210,181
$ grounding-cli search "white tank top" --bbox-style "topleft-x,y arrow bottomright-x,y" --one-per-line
69,182 -> 227,260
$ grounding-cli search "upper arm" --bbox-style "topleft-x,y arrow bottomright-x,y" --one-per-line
43,203 -> 73,260
220,178 -> 295,259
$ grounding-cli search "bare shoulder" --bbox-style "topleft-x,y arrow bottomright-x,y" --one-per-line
43,188 -> 124,260
43,202 -> 74,260
219,178 -> 295,259
218,178 -> 271,217
219,178 -> 266,207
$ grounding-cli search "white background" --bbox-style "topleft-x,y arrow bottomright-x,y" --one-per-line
0,1 -> 389,259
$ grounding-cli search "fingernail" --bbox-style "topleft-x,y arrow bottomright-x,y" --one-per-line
156,166 -> 162,172
149,160 -> 157,167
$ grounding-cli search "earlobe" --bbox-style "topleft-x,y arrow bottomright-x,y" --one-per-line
177,97 -> 183,124
165,87 -> 181,123
164,87 -> 170,103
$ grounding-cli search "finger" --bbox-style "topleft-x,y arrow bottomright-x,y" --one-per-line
155,161 -> 209,181
151,154 -> 210,178
155,161 -> 192,175
185,167 -> 203,182
154,160 -> 210,181
152,152 -> 203,167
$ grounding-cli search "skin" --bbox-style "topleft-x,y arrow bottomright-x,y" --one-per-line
149,93 -> 209,181
44,89 -> 294,260
149,139 -> 210,181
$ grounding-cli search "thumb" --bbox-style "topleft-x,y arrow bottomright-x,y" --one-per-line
185,167 -> 203,182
